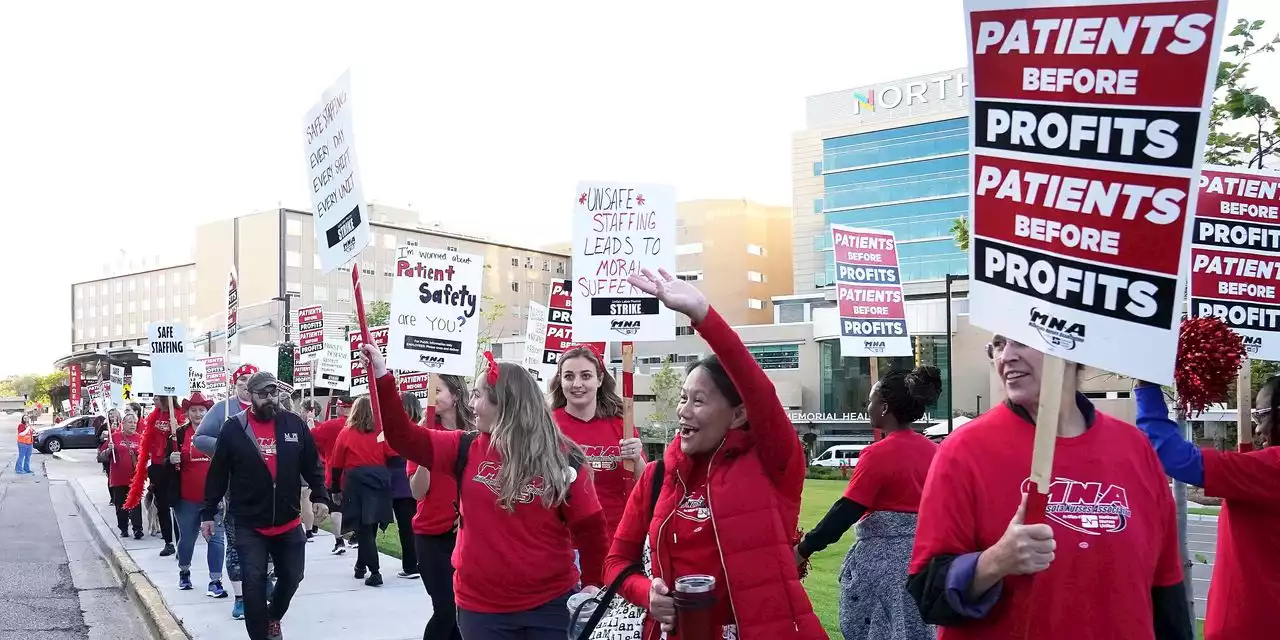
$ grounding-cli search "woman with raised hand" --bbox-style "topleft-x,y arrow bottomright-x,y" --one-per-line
1135,376 -> 1280,640
365,344 -> 607,640
797,366 -> 941,640
603,268 -> 825,640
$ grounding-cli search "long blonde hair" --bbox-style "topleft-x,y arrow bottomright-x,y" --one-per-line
483,361 -> 584,511
346,396 -> 375,434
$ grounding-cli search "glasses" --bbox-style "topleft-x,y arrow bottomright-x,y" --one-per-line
986,335 -> 1026,360
1252,408 -> 1273,424
251,387 -> 278,400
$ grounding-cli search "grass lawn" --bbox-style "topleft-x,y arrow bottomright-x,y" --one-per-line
1188,506 -> 1221,517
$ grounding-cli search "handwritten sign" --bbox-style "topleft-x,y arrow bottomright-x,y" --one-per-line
316,338 -> 351,391
304,71 -> 370,273
833,226 -> 912,358
298,305 -> 325,357
349,326 -> 388,396
147,322 -> 190,397
522,301 -> 550,371
387,247 -> 484,376
572,181 -> 676,342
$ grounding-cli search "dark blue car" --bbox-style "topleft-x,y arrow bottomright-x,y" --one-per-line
35,415 -> 107,454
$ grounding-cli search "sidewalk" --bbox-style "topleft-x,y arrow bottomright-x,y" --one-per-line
73,476 -> 432,639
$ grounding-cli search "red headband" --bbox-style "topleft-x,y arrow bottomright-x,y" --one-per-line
484,352 -> 499,386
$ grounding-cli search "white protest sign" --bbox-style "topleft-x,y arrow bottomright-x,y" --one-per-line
109,365 -> 125,408
188,360 -> 207,395
349,327 -> 388,396
132,367 -> 153,400
387,247 -> 484,376
147,322 -> 190,397
298,305 -> 325,358
315,338 -> 351,391
572,182 -> 676,342
304,71 -> 370,274
522,301 -> 550,371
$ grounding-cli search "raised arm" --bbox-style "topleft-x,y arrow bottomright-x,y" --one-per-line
1134,383 -> 1204,486
364,343 -> 448,470
1202,447 -> 1280,506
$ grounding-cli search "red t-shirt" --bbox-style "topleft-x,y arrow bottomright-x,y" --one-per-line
553,407 -> 638,542
331,427 -> 394,472
909,403 -> 1182,640
179,427 -> 212,504
103,431 -> 142,487
409,408 -> 461,536
843,429 -> 937,514
248,413 -> 301,537
1201,447 -> 1280,640
665,459 -> 734,636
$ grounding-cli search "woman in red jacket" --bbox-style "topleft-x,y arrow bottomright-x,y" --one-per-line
550,344 -> 644,543
365,343 -> 608,640
604,268 -> 825,640
328,396 -> 398,587
125,397 -> 184,556
101,411 -> 144,539
407,376 -> 474,640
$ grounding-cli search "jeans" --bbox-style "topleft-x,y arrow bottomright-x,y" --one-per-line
392,497 -> 418,574
416,532 -> 462,640
15,443 -> 32,473
354,524 -> 380,575
174,500 -> 225,578
234,524 -> 306,640
457,591 -> 573,640
224,504 -> 242,582
110,486 -> 142,535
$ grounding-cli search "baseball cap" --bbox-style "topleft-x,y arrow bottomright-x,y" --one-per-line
246,371 -> 280,394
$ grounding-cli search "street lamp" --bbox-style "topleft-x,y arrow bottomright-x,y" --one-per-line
944,274 -> 969,434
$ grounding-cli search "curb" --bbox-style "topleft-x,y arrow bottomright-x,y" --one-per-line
68,477 -> 190,640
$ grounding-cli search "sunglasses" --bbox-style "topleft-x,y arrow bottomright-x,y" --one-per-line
1252,408 -> 1273,424
251,387 -> 279,400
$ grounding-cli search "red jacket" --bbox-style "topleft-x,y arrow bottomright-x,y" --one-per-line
603,307 -> 825,640
143,406 -> 183,465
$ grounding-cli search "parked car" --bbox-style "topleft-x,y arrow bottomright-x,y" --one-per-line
35,415 -> 107,454
810,444 -> 869,468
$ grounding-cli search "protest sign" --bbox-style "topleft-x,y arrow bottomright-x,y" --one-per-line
398,373 -> 432,399
298,305 -> 325,357
522,301 -> 550,371
349,326 -> 388,396
387,247 -> 483,376
832,225 -> 912,357
202,356 -> 227,399
543,279 -> 605,367
316,338 -> 351,391
1190,166 -> 1280,360
294,361 -> 314,391
131,367 -> 153,401
572,181 -> 676,342
69,364 -> 82,416
188,360 -> 207,395
226,268 -> 239,346
109,365 -> 125,408
964,0 -> 1226,385
147,322 -> 190,397
305,71 -> 370,273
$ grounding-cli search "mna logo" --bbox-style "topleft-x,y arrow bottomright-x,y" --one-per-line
610,319 -> 640,336
1028,308 -> 1085,350
853,89 -> 875,112
1243,335 -> 1263,355
863,340 -> 886,353
418,354 -> 445,368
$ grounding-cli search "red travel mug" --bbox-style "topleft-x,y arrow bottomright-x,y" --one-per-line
673,575 -> 716,640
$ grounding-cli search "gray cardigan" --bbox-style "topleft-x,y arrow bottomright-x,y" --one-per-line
193,397 -> 248,456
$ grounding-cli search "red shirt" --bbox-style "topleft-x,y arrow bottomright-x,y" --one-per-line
553,407 -> 639,542
909,403 -> 1182,640
103,431 -> 142,487
179,426 -> 211,504
248,413 -> 301,537
1200,447 -> 1280,640
331,427 -> 394,472
666,458 -> 734,635
144,408 -> 183,465
409,407 -> 461,536
843,429 -> 937,513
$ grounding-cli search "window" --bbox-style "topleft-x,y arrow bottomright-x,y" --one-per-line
337,288 -> 352,303
748,344 -> 800,370
525,257 -> 534,269
314,255 -> 323,269
314,285 -> 328,301
115,281 -> 122,293
383,265 -> 394,277
778,304 -> 806,324
542,283 -> 551,298
287,218 -> 302,235
114,302 -> 122,314
675,326 -> 695,337
142,298 -> 150,311
100,304 -> 108,317
382,233 -> 396,249
114,324 -> 122,336
75,287 -> 82,299
156,274 -> 165,287
813,198 -> 823,214
142,279 -> 149,291
128,301 -> 136,313
813,161 -> 823,176
747,271 -> 766,283
172,295 -> 181,309
511,257 -> 519,267
287,251 -> 301,267
526,281 -> 535,296
556,261 -> 565,275
76,329 -> 84,340
490,343 -> 504,359
88,327 -> 96,339
747,298 -> 764,310
157,297 -> 165,309
362,267 -> 375,276
511,281 -> 520,292
128,279 -> 136,292
747,244 -> 766,257
676,242 -> 703,255
676,271 -> 703,282
542,259 -> 549,271
128,322 -> 137,334
823,117 -> 967,172
512,304 -> 522,318
823,154 -> 967,211
76,307 -> 83,319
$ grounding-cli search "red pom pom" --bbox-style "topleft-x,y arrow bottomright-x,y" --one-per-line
1175,317 -> 1245,416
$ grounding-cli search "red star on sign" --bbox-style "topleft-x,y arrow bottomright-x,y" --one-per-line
636,194 -> 645,205
579,193 -> 588,205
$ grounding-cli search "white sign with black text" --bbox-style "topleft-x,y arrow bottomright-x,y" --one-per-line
147,322 -> 190,397
304,71 -> 370,274
388,247 -> 483,377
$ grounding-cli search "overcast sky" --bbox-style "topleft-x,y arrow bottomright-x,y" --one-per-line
1,0 -> 1277,377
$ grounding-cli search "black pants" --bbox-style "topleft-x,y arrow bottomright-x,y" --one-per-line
354,524 -> 380,575
415,532 -> 462,640
110,486 -> 142,535
235,524 -> 306,640
392,497 -> 418,574
457,591 -> 572,640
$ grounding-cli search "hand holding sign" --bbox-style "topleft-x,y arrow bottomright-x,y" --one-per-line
626,268 -> 708,325
359,343 -> 389,379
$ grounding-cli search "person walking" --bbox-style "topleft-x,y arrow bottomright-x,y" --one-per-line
126,397 -> 183,556
328,396 -> 398,587
603,269 -> 826,640
797,366 -> 942,640
311,397 -> 352,555
171,392 -> 228,598
407,376 -> 473,640
1135,376 -> 1280,640
102,409 -> 121,500
550,344 -> 644,544
367,344 -> 609,640
390,393 -> 422,580
907,335 -> 1191,639
100,412 -> 143,538
15,416 -> 34,474
201,371 -> 331,640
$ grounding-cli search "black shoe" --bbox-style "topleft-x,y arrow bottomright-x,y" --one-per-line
119,528 -> 129,538
133,530 -> 144,540
160,543 -> 176,557
364,572 -> 383,587
354,566 -> 366,580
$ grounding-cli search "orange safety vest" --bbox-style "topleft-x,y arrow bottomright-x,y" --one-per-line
17,426 -> 33,446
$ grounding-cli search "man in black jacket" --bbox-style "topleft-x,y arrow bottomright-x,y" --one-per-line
202,371 -> 331,640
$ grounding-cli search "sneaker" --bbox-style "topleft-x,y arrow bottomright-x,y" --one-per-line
231,596 -> 245,620
364,572 -> 383,587
397,570 -> 420,580
306,529 -> 314,542
266,619 -> 283,640
160,543 -> 176,557
354,566 -> 366,580
133,530 -> 144,540
331,539 -> 346,555
207,580 -> 227,598
119,528 -> 129,538
178,571 -> 192,591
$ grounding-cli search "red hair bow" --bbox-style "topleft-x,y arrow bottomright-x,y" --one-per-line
484,352 -> 500,386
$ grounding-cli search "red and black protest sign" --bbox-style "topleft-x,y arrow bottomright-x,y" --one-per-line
965,0 -> 1226,385
1190,166 -> 1280,360
348,325 -> 388,395
226,269 -> 239,344
543,279 -> 605,366
298,305 -> 325,356
398,372 -> 431,399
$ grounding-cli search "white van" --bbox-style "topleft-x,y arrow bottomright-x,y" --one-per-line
811,444 -> 870,468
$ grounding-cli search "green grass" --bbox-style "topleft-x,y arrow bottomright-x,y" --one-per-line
1188,506 -> 1221,517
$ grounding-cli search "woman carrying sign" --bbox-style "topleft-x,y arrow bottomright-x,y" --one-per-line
907,335 -> 1192,640
126,397 -> 184,557
1135,377 -> 1280,640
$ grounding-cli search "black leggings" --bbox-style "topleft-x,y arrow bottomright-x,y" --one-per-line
416,532 -> 462,640
150,488 -> 175,544
392,497 -> 418,574
110,486 -> 142,535
354,524 -> 380,575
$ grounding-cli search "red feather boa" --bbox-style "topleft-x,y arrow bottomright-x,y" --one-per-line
122,406 -> 182,510
1175,317 -> 1245,416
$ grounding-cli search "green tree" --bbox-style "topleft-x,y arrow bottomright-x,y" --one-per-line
950,217 -> 969,252
474,295 -> 508,380
1205,18 -> 1280,168
643,357 -> 683,442
30,371 -> 67,404
365,300 -> 391,327
0,374 -> 40,399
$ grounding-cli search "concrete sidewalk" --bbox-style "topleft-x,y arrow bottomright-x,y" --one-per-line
72,476 -> 432,639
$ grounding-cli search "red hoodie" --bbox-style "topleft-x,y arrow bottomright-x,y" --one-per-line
602,307 -> 825,640
1200,447 -> 1280,640
409,406 -> 462,536
553,408 -> 639,542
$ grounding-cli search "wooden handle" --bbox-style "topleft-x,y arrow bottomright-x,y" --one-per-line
622,342 -> 635,473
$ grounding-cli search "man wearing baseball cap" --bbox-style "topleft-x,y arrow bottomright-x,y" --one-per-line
202,371 -> 332,640
311,396 -> 353,555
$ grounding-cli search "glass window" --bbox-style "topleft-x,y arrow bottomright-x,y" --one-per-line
113,302 -> 121,314
114,324 -> 122,336
542,283 -> 551,298
822,195 -> 967,246
748,344 -> 800,370
813,198 -> 823,214
676,243 -> 703,255
314,285 -> 328,301
542,259 -> 550,271
747,271 -> 765,283
128,279 -> 136,292
287,218 -> 302,235
779,304 -> 806,324
813,161 -> 823,176
823,118 -> 968,172
747,244 -> 766,256
511,257 -> 519,267
511,304 -> 522,318
556,261 -> 565,275
824,155 -> 967,211
819,337 -> 949,418
128,301 -> 136,313
511,281 -> 519,292
747,298 -> 764,310
287,251 -> 301,267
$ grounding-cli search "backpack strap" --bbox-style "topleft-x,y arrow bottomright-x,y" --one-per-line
453,431 -> 479,530
648,459 -> 664,520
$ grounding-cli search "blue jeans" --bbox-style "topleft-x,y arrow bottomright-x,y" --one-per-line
174,500 -> 225,578
457,591 -> 573,640
15,444 -> 32,473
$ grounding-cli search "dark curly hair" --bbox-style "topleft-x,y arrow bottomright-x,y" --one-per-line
877,365 -> 943,426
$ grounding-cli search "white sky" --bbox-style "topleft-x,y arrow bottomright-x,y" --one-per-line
1,0 -> 1277,377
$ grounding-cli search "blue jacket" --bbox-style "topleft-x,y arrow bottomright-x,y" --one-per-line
1134,384 -> 1205,487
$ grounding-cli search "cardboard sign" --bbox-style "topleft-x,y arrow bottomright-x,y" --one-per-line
572,181 -> 676,342
188,360 -> 207,394
202,356 -> 228,399
131,367 -> 153,400
964,0 -> 1226,385
226,268 -> 239,345
542,279 -> 605,367
522,301 -> 550,371
349,326 -> 389,396
147,322 -> 190,397
109,365 -> 125,408
398,372 -> 432,399
298,305 -> 325,357
316,338 -> 351,391
1190,166 -> 1280,359
294,361 -> 314,390
387,247 -> 483,376
304,71 -> 370,274
69,364 -> 82,416
833,225 -> 912,357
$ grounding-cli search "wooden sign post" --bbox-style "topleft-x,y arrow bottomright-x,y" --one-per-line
1237,361 -> 1252,452
621,342 -> 636,473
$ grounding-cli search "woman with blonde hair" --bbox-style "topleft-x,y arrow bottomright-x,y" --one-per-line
328,396 -> 398,587
366,345 -> 608,640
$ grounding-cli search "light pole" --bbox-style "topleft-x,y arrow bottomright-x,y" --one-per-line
944,274 -> 968,434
